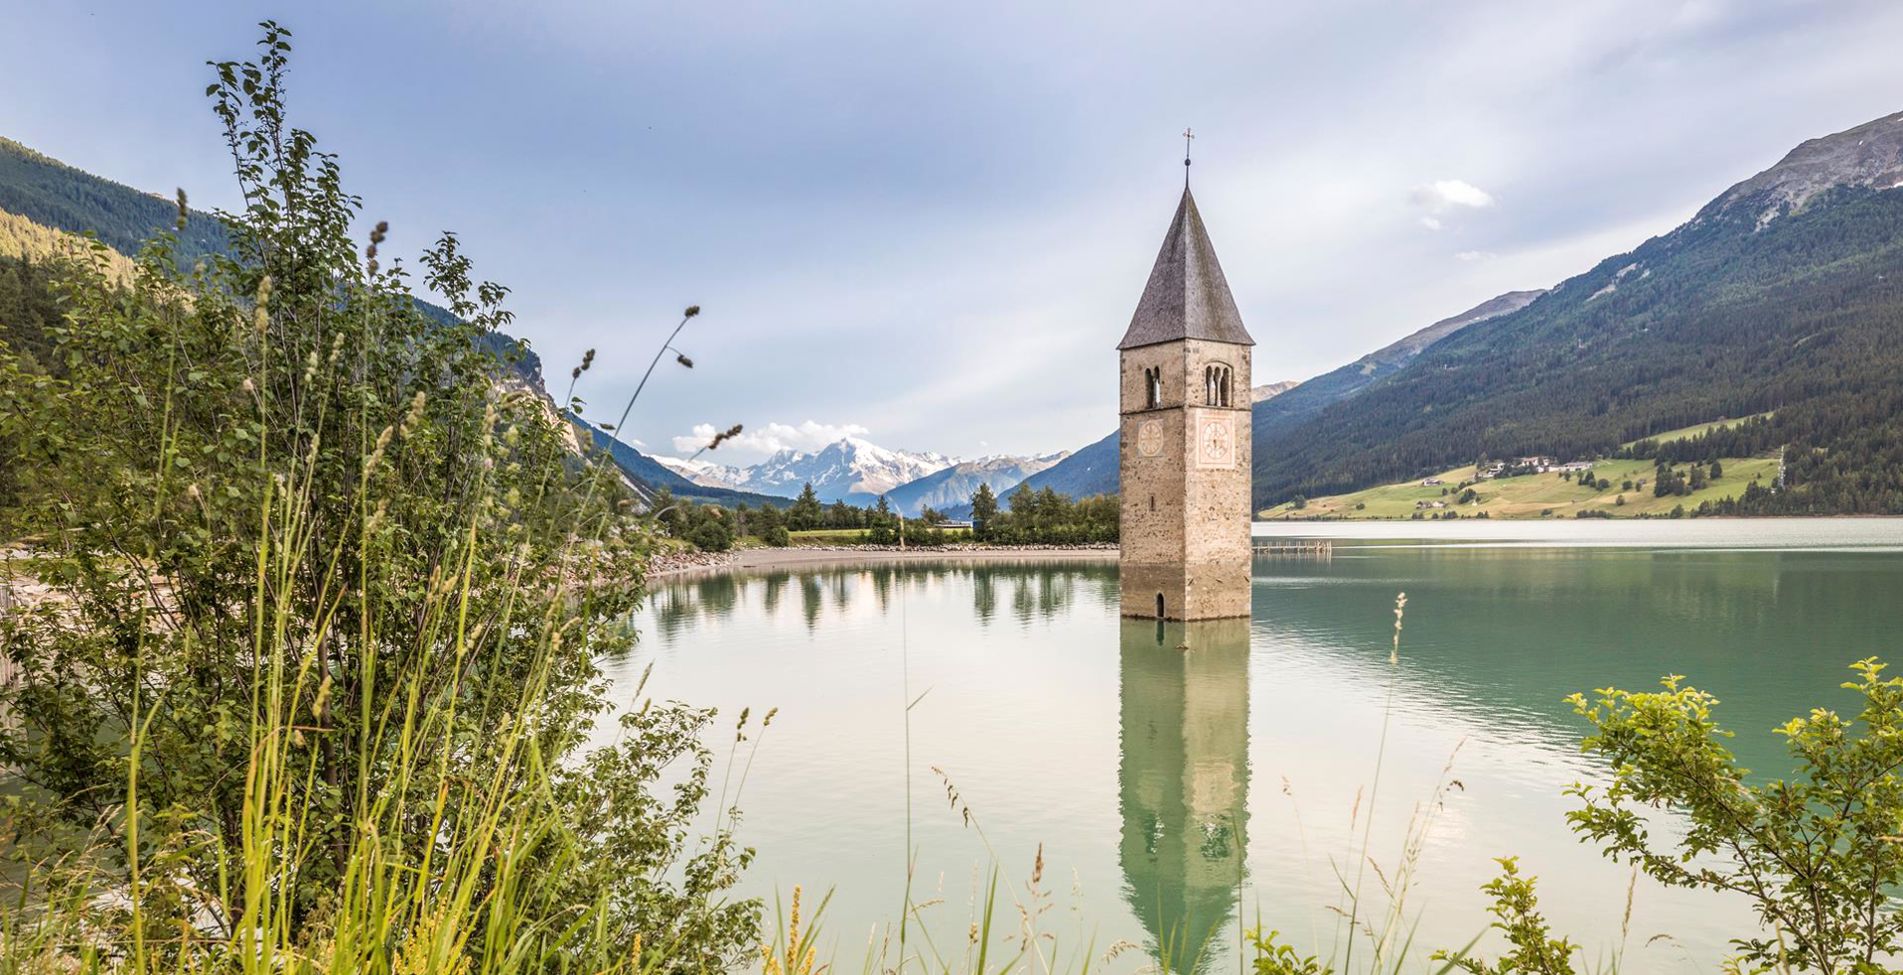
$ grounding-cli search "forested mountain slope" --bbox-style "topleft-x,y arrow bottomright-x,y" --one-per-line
0,137 -> 228,263
1249,289 -> 1543,436
1253,110 -> 1903,513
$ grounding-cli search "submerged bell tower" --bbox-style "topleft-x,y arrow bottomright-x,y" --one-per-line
1116,174 -> 1255,620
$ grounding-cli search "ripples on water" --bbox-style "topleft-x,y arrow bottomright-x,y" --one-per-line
610,524 -> 1903,973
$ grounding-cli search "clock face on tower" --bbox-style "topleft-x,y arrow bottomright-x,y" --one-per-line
1197,416 -> 1234,468
1136,419 -> 1164,458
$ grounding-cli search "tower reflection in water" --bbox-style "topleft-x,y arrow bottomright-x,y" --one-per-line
1118,617 -> 1251,973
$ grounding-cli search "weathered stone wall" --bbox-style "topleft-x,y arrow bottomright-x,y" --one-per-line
1117,561 -> 1252,620
1118,338 -> 1254,619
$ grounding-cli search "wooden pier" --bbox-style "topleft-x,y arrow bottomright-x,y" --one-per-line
1252,539 -> 1333,558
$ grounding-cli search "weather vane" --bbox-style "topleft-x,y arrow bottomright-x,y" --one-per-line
1182,127 -> 1195,186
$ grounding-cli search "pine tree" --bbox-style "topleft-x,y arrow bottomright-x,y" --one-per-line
788,481 -> 822,530
970,482 -> 998,540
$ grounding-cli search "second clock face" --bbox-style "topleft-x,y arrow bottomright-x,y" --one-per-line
1136,419 -> 1164,458
1198,417 -> 1234,468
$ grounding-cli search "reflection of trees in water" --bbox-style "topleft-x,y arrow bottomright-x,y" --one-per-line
642,561 -> 1118,636
801,575 -> 824,630
1118,618 -> 1250,975
973,568 -> 998,624
761,572 -> 788,616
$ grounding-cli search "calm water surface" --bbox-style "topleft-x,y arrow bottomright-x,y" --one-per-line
610,519 -> 1903,971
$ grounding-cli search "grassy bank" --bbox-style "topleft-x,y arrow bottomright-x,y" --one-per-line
786,526 -> 973,546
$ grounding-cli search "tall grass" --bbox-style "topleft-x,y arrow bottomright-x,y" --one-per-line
0,23 -> 758,974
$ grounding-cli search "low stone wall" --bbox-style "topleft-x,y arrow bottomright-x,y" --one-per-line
645,543 -> 1119,578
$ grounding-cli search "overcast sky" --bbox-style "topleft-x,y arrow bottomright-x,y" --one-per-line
5,1 -> 1901,464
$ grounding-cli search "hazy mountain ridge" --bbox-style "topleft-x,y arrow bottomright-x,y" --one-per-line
1700,110 -> 1903,225
1250,380 -> 1298,402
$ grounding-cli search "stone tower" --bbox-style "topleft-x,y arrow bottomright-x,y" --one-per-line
1117,188 -> 1254,620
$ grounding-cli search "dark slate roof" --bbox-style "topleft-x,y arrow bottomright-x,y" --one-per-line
1116,188 -> 1256,350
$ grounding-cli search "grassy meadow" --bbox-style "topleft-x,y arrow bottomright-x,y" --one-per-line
1261,414 -> 1782,520
1623,411 -> 1775,448
1261,455 -> 1780,520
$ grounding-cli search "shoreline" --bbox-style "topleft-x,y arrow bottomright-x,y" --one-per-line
649,544 -> 1117,577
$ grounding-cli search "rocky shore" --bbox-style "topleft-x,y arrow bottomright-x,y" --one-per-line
646,543 -> 1117,577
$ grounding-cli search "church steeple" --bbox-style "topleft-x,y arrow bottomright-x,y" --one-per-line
1116,189 -> 1255,351
1116,182 -> 1255,622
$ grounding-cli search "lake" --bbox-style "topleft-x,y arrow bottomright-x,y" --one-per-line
610,519 -> 1903,972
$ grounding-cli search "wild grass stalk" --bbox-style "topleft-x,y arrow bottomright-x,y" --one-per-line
0,24 -> 765,975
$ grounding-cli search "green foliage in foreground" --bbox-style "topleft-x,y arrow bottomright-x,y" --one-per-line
0,23 -> 756,974
1568,659 -> 1903,974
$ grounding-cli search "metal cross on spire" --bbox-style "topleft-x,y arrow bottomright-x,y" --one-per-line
1182,127 -> 1195,185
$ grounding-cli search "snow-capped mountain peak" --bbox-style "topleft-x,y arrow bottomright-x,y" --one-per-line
655,437 -> 959,503
651,455 -> 750,490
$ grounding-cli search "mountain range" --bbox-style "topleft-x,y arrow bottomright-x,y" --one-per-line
1023,108 -> 1903,515
655,438 -> 1068,515
11,107 -> 1903,518
1248,108 -> 1903,511
657,436 -> 957,506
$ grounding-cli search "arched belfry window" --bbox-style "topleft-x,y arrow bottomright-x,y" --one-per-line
1204,364 -> 1233,407
1145,367 -> 1163,409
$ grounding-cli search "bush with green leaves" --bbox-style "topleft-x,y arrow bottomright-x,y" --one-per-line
1567,659 -> 1903,974
0,22 -> 756,973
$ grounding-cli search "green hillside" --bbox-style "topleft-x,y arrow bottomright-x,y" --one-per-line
1262,453 -> 1779,520
1252,170 -> 1903,514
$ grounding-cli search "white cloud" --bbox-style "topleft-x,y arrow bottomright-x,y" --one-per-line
1455,250 -> 1495,262
1420,179 -> 1496,210
670,419 -> 870,456
1412,179 -> 1495,230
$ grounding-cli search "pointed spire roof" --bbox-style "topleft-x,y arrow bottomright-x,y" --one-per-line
1117,188 -> 1255,350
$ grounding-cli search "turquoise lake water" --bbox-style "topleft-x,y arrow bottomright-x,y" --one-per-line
610,519 -> 1903,972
